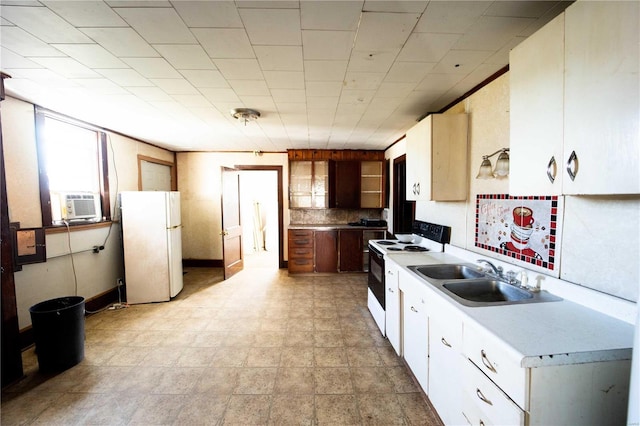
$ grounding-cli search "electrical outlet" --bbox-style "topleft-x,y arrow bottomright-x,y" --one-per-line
116,278 -> 124,287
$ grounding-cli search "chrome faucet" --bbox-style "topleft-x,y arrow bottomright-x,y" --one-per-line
477,259 -> 503,276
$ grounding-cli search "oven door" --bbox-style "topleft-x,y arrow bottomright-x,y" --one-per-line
368,245 -> 385,310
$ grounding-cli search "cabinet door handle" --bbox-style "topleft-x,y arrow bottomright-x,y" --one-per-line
416,182 -> 420,195
441,337 -> 451,348
410,306 -> 418,313
480,349 -> 497,373
476,388 -> 493,406
546,156 -> 557,183
566,150 -> 578,181
388,288 -> 394,293
412,183 -> 416,195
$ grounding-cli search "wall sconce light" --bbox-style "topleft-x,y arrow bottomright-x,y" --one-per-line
230,108 -> 260,126
476,148 -> 510,179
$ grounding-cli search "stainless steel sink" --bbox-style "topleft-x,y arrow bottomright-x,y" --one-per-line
410,264 -> 485,280
407,264 -> 563,307
443,280 -> 532,303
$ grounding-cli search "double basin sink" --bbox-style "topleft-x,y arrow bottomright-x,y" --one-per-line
408,264 -> 562,307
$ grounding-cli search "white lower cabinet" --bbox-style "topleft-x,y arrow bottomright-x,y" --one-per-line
385,260 -> 401,356
462,319 -> 631,426
428,300 -> 465,426
400,272 -> 429,392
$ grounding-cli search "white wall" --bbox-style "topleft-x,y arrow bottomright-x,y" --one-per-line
385,74 -> 640,302
2,96 -> 175,328
177,152 -> 289,261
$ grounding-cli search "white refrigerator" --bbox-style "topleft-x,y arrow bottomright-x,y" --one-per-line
120,191 -> 183,304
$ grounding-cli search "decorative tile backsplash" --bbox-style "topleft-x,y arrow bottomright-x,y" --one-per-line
475,194 -> 560,271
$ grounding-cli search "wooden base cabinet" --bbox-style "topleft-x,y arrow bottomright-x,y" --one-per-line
287,230 -> 314,273
314,230 -> 338,273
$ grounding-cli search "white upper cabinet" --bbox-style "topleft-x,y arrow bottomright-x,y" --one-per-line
509,13 -> 565,196
405,113 -> 468,201
563,1 -> 639,195
509,1 -> 639,196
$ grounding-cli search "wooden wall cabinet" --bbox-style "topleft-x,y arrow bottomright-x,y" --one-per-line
289,150 -> 385,209
329,160 -> 361,209
289,160 -> 328,208
405,113 -> 468,201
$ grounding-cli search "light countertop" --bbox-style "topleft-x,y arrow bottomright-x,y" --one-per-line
386,251 -> 635,368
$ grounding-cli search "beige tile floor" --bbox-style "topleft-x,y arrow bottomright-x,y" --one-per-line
1,254 -> 443,425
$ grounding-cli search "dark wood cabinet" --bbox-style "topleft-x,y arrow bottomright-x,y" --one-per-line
338,230 -> 363,272
314,230 -> 338,272
288,229 -> 314,273
329,160 -> 361,208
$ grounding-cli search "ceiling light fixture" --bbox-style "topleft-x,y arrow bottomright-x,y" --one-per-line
230,108 -> 260,126
476,148 -> 510,179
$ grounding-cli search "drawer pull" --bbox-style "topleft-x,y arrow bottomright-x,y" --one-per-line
294,240 -> 310,245
410,306 -> 418,313
476,388 -> 493,406
441,337 -> 451,348
480,350 -> 497,373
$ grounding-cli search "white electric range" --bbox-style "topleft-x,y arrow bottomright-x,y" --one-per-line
367,221 -> 451,335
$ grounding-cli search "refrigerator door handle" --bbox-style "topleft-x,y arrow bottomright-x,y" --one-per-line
167,225 -> 182,230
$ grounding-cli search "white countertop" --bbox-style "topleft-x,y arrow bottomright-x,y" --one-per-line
386,251 -> 635,368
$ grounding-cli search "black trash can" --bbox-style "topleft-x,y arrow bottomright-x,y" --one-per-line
29,296 -> 85,373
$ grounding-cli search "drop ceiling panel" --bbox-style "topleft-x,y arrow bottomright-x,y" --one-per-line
51,44 -> 128,68
397,33 -> 462,63
114,8 -> 196,44
304,60 -> 348,81
149,79 -> 198,95
347,50 -> 398,73
1,6 -> 93,43
302,30 -> 355,60
0,48 -> 42,68
271,89 -> 306,104
384,62 -> 433,83
227,79 -> 270,96
214,59 -> 263,80
363,1 -> 428,13
453,16 -> 535,51
430,49 -> 494,75
80,28 -> 160,57
180,70 -> 229,88
300,1 -> 363,30
126,86 -> 173,102
1,27 -> 65,57
263,71 -> 305,89
415,1 -> 492,33
239,8 -> 301,46
375,82 -> 416,98
123,58 -> 182,79
254,46 -> 303,71
30,57 -> 100,78
43,1 -> 128,27
343,72 -> 385,90
173,1 -> 243,28
96,68 -> 153,87
484,1 -> 557,18
152,45 -> 215,70
191,29 -> 255,59
305,81 -> 343,97
354,12 -> 420,52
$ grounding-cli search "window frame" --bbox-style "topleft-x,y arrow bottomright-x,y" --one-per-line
35,107 -> 111,228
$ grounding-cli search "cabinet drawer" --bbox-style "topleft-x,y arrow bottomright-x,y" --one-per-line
288,258 -> 314,273
461,359 -> 525,426
288,234 -> 314,248
289,247 -> 313,258
463,320 -> 527,408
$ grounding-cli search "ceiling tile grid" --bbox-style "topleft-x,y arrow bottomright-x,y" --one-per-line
0,0 -> 571,152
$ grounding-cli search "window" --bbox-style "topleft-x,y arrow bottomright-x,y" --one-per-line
35,108 -> 110,226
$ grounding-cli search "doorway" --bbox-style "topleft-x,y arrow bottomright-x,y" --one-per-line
393,155 -> 415,234
235,166 -> 283,270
